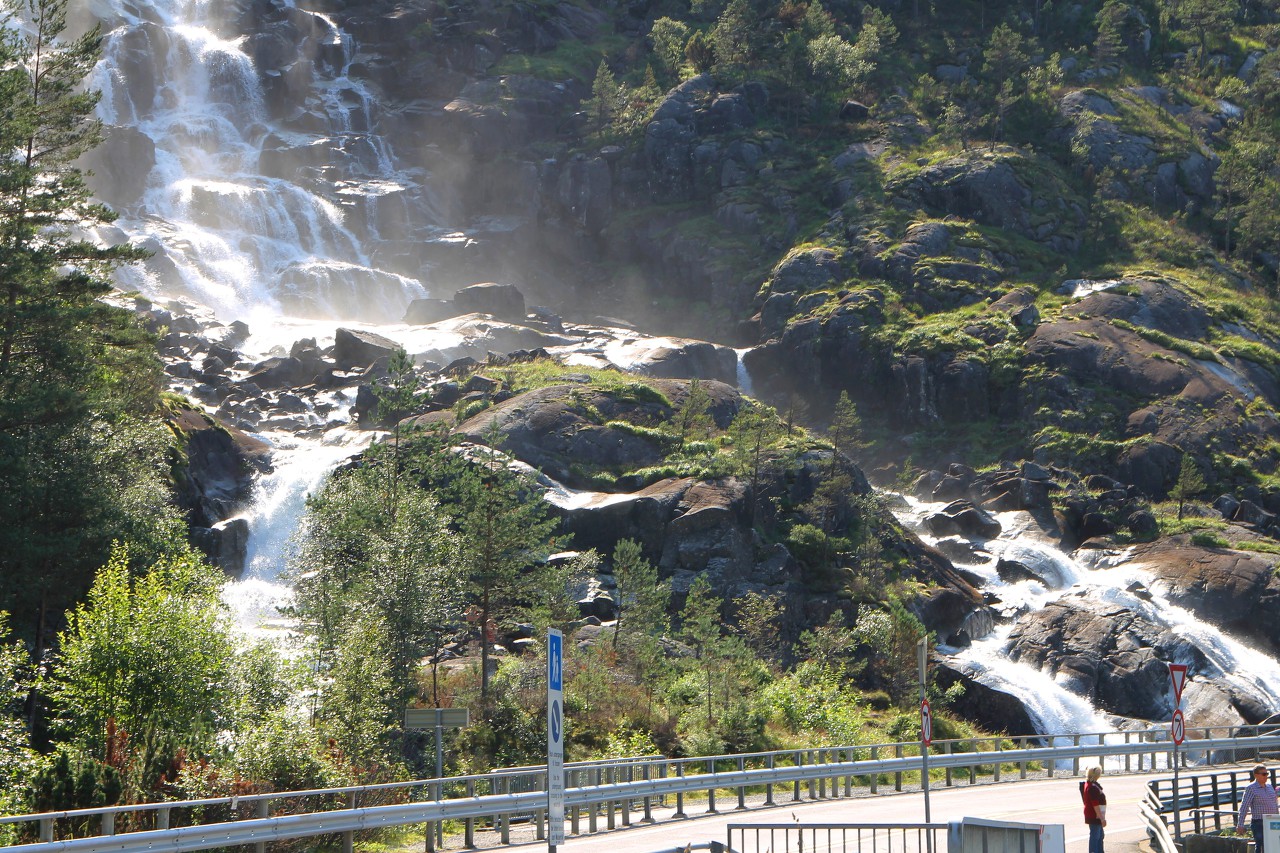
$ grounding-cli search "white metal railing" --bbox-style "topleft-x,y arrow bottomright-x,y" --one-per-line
4,728 -> 1278,852
727,817 -> 1057,853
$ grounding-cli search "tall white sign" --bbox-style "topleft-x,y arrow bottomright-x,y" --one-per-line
547,629 -> 565,849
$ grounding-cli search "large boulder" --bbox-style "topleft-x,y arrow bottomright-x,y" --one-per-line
166,405 -> 271,539
333,327 -> 400,370
452,283 -> 527,321
1005,593 -> 1266,725
1127,536 -> 1280,656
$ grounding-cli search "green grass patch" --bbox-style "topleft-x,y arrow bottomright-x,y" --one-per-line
492,358 -> 672,405
490,33 -> 629,83
1109,317 -> 1217,361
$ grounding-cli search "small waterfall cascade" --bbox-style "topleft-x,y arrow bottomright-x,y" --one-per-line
734,348 -> 755,397
895,496 -> 1280,740
225,426 -> 374,636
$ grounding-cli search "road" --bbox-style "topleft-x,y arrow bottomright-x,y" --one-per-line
498,772 -> 1164,853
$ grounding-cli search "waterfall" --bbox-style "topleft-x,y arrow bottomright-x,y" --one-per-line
899,496 -> 1280,738
735,348 -> 755,397
77,0 -> 444,632
87,0 -> 432,323
225,427 -> 373,635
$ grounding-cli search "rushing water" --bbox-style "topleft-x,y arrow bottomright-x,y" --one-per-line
88,0 -> 430,323
897,496 -> 1280,738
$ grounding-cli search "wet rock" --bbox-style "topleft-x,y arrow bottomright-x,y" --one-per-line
925,500 -> 1002,539
453,282 -> 526,321
404,298 -> 456,324
247,356 -> 311,390
334,327 -> 400,370
935,662 -> 1038,736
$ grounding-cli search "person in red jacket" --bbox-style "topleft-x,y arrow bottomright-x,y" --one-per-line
1081,765 -> 1108,853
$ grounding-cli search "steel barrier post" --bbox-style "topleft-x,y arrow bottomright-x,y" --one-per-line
896,744 -> 903,792
622,765 -> 632,826
588,768 -> 599,834
1125,731 -> 1132,773
536,772 -> 546,841
606,767 -> 616,830
945,741 -> 953,787
793,752 -> 803,802
102,812 -> 114,837
674,761 -> 687,818
1073,735 -> 1081,776
465,779 -> 476,848
39,818 -> 52,843
870,746 -> 878,794
765,753 -> 776,806
500,777 -> 511,844
643,762 -> 654,823
994,739 -> 1001,782
571,769 -> 581,836
818,749 -> 827,799
256,799 -> 269,853
343,831 -> 354,853
1019,737 -> 1027,780
808,750 -> 818,800
157,807 -> 170,831
737,757 -> 747,810
844,748 -> 853,797
1047,736 -> 1055,778
708,757 -> 718,814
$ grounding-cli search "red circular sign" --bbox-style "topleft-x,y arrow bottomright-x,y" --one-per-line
1171,708 -> 1186,745
921,698 -> 933,746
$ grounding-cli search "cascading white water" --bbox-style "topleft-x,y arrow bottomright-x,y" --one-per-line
735,348 -> 755,398
89,0 -> 429,324
898,495 -> 1280,740
225,426 -> 374,636
78,0 -> 445,632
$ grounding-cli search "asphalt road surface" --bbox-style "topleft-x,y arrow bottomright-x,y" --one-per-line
495,772 -> 1165,853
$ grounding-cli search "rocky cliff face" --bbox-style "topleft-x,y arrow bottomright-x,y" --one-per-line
102,0 -> 1280,735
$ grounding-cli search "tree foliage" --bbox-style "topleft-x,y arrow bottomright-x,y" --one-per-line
0,0 -> 166,650
46,546 -> 231,800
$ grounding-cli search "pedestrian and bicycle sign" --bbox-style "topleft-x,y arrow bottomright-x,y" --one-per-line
547,629 -> 565,850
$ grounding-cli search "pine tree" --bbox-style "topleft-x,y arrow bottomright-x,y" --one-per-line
0,0 -> 163,652
450,428 -> 560,712
588,59 -> 620,136
1170,453 -> 1206,521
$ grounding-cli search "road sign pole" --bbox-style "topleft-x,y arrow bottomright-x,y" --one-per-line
918,638 -> 932,853
1169,664 -> 1188,841
548,629 -> 565,853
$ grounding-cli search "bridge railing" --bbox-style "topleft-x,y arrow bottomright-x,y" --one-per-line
727,817 -> 1058,853
1144,765 -> 1280,845
4,727 -> 1278,853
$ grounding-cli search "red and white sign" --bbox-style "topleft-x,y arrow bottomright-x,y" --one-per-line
1169,663 -> 1188,705
920,698 -> 933,746
1171,708 -> 1186,745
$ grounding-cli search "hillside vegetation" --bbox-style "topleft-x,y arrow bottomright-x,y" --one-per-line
9,0 -> 1280,833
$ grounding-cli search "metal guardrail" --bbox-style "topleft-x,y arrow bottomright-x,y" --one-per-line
5,729 -> 1280,853
1143,765 -> 1278,851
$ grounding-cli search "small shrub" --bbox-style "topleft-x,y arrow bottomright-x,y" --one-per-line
1191,531 -> 1230,549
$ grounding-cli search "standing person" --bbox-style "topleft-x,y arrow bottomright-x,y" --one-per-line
1238,764 -> 1279,852
1081,765 -> 1108,853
